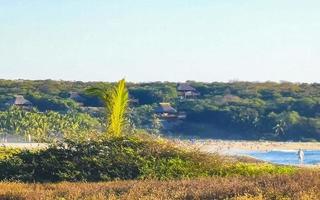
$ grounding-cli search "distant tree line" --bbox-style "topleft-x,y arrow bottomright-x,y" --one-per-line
0,79 -> 320,140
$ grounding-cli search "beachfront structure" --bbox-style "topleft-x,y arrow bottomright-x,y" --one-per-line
177,83 -> 200,99
155,103 -> 177,118
6,95 -> 33,109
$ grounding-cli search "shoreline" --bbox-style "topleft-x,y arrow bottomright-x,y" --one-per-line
179,140 -> 320,167
179,140 -> 320,153
2,140 -> 320,153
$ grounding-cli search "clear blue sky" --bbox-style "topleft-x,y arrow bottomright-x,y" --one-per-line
1,0 -> 320,82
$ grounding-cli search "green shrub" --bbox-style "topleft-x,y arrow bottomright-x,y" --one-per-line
0,136 -> 297,182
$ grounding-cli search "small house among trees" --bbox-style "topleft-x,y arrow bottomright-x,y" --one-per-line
177,83 -> 200,99
6,95 -> 33,109
155,103 -> 177,119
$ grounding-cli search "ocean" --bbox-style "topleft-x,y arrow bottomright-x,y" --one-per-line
241,150 -> 320,165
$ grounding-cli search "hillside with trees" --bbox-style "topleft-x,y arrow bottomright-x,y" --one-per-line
0,79 -> 320,141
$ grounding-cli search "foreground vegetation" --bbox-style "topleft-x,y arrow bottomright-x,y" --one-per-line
0,134 -> 316,200
0,134 -> 296,182
0,171 -> 319,200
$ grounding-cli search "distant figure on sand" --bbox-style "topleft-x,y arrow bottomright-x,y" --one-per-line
297,149 -> 304,164
190,138 -> 195,144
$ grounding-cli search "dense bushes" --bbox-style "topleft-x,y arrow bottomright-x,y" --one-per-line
0,135 -> 295,182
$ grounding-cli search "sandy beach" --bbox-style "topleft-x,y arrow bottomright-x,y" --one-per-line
2,140 -> 320,154
178,140 -> 320,154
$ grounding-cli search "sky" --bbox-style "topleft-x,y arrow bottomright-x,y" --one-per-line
0,0 -> 320,83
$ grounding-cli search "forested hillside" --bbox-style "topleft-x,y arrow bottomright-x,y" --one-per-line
0,79 -> 320,141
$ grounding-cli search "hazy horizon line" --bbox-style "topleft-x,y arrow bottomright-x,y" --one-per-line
1,78 -> 318,84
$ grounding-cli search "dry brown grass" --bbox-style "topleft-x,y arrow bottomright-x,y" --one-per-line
0,170 -> 319,200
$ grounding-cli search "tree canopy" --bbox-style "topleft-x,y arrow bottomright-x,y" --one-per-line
0,79 -> 320,141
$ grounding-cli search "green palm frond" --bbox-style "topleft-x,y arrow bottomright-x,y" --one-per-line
86,79 -> 129,137
106,79 -> 129,136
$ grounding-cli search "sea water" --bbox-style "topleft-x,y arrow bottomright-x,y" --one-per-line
241,150 -> 320,165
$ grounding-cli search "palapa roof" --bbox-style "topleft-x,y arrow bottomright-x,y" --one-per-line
177,83 -> 196,92
155,103 -> 177,114
7,95 -> 32,106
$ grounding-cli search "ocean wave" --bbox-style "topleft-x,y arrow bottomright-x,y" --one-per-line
270,149 -> 298,153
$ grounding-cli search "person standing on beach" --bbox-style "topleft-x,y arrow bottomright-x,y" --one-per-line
298,149 -> 304,165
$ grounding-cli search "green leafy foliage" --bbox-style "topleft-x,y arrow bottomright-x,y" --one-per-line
0,107 -> 101,141
106,79 -> 129,136
86,79 -> 129,137
0,135 -> 296,182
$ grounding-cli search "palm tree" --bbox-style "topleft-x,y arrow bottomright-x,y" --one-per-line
86,79 -> 129,137
273,120 -> 287,135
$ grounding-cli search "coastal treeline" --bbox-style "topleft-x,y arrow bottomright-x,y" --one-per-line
0,79 -> 320,140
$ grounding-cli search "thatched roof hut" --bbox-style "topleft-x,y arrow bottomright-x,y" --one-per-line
6,95 -> 32,107
155,103 -> 177,114
177,83 -> 200,99
177,83 -> 197,92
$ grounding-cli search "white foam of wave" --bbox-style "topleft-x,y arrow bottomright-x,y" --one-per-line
271,149 -> 298,153
271,149 -> 318,153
